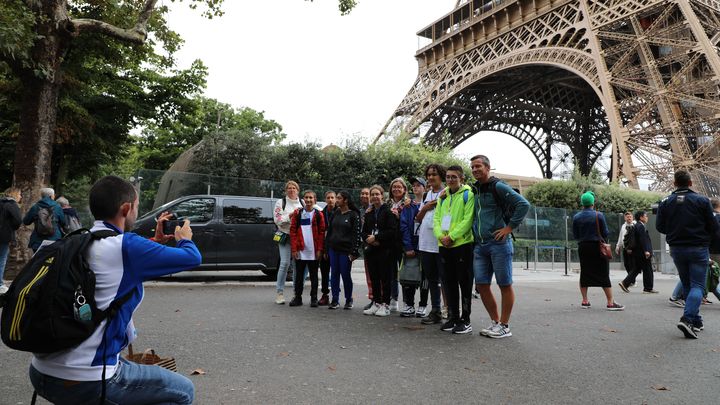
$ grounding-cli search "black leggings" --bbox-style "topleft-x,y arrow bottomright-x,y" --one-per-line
366,249 -> 392,305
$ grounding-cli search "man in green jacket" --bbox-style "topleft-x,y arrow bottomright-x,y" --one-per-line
433,165 -> 475,334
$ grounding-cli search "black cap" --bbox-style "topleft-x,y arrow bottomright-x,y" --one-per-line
409,177 -> 427,187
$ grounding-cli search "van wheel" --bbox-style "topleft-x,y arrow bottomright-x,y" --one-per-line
261,269 -> 278,279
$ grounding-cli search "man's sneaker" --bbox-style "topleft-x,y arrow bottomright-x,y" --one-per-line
400,305 -> 416,317
288,296 -> 302,307
452,322 -> 472,334
0,284 -> 8,295
310,297 -> 318,308
318,294 -> 329,306
479,320 -> 499,336
472,290 -> 480,299
416,306 -> 427,318
643,289 -> 659,294
702,297 -> 713,305
441,320 -> 456,332
363,303 -> 381,315
693,320 -> 704,332
344,300 -> 354,310
421,310 -> 442,325
486,323 -> 512,339
374,304 -> 391,317
363,301 -> 374,311
581,301 -> 591,309
668,297 -> 685,308
275,292 -> 285,305
328,301 -> 340,310
606,302 -> 625,311
677,317 -> 698,339
441,306 -> 449,319
618,282 -> 629,293
389,299 -> 399,312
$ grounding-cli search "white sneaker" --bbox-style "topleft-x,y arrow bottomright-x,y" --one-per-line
479,320 -> 499,336
275,292 -> 285,305
389,299 -> 399,312
0,284 -> 8,295
416,306 -> 427,318
363,303 -> 381,315
374,304 -> 391,317
485,323 -> 512,339
400,305 -> 416,317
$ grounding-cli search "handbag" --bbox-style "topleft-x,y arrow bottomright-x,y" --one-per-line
595,212 -> 613,260
272,230 -> 288,245
125,344 -> 178,372
399,255 -> 422,287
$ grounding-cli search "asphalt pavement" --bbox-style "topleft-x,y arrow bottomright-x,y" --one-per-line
1,264 -> 718,404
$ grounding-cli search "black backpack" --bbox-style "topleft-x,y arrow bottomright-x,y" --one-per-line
35,206 -> 56,237
0,229 -> 132,353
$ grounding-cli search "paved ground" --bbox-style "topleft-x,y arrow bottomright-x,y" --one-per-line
1,264 -> 718,404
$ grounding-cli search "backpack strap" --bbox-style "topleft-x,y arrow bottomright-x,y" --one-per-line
463,189 -> 469,204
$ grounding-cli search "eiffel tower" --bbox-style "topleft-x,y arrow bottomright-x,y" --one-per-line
377,0 -> 720,195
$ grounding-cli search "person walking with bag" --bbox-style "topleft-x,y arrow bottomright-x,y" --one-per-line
22,187 -> 66,252
572,191 -> 624,311
273,181 -> 303,304
433,166 -> 475,334
325,191 -> 361,310
0,187 -> 22,294
289,190 -> 326,307
362,185 -> 398,317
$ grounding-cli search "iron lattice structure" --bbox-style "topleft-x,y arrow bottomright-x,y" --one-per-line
377,0 -> 720,195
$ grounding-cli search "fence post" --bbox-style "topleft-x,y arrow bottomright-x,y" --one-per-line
526,246 -> 529,270
534,208 -> 539,272
564,210 -> 569,276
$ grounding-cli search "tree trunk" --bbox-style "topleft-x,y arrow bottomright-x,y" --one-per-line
5,1 -> 68,280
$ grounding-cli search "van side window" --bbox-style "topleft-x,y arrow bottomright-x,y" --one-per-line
171,198 -> 215,223
223,199 -> 272,224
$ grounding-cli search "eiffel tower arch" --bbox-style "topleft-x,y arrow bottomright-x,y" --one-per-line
377,0 -> 720,195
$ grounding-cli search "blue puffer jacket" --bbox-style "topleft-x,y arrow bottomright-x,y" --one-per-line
22,197 -> 66,250
656,188 -> 718,247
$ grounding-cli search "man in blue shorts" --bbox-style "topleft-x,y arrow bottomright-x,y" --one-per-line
470,155 -> 530,338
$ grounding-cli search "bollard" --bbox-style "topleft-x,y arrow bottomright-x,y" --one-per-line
564,246 -> 569,276
526,246 -> 530,270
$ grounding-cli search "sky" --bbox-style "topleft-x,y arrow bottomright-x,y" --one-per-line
166,0 -> 549,178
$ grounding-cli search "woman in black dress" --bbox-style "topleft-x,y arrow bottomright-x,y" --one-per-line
572,191 -> 625,311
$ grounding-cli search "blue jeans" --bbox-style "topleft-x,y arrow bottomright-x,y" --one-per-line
276,240 -> 295,293
670,246 -> 709,324
473,239 -> 514,286
329,248 -> 353,303
0,242 -> 9,281
29,358 -> 194,405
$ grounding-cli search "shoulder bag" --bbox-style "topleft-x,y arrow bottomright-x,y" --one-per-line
595,212 -> 613,260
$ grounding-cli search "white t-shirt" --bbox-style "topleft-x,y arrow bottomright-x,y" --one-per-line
418,189 -> 441,253
299,209 -> 316,260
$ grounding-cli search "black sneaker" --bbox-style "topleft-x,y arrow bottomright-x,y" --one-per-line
328,301 -> 340,310
310,297 -> 318,308
441,320 -> 456,332
693,319 -> 704,332
421,310 -> 442,325
288,296 -> 303,307
452,322 -> 472,334
344,300 -> 354,310
363,301 -> 374,311
677,317 -> 698,339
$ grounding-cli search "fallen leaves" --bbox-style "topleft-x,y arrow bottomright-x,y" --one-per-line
191,368 -> 206,375
328,365 -> 336,372
278,352 -> 290,357
651,385 -> 669,391
601,327 -> 617,333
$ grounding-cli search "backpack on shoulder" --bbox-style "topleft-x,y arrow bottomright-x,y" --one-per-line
0,229 -> 132,353
35,206 -> 56,237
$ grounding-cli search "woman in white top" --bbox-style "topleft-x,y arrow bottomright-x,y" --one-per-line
273,181 -> 303,304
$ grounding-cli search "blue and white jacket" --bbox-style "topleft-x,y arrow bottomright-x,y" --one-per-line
31,221 -> 202,381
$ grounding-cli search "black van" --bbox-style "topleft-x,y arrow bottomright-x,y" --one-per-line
133,195 -> 281,278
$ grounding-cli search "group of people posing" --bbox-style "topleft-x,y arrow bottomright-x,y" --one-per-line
271,155 -> 531,337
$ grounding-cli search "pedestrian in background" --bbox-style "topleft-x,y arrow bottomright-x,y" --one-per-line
615,211 -> 635,277
618,211 -> 658,294
56,196 -> 82,234
0,187 -> 22,294
572,191 -> 625,311
22,187 -> 65,252
656,170 -> 718,339
273,181 -> 303,304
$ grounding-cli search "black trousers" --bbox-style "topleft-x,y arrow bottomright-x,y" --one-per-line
366,249 -> 392,305
294,259 -> 319,298
622,254 -> 654,291
440,244 -> 473,323
402,279 -> 429,307
319,257 -> 330,295
622,250 -> 634,274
